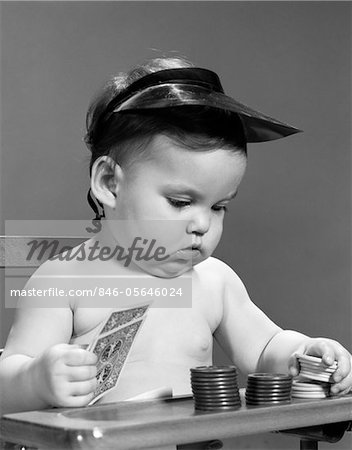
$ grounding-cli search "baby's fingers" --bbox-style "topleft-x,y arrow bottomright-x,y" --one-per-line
331,352 -> 351,383
330,370 -> 352,396
67,364 -> 97,382
288,352 -> 301,377
69,378 -> 97,397
64,347 -> 97,367
305,340 -> 336,366
60,391 -> 96,408
330,352 -> 352,395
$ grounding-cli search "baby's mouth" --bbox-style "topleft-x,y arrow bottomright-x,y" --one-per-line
170,245 -> 202,260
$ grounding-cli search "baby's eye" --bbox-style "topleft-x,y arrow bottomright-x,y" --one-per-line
167,198 -> 191,209
212,204 -> 228,213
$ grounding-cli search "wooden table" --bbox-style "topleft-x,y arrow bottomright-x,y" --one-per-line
1,392 -> 351,449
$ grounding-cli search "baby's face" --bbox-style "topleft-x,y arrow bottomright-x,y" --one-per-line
106,134 -> 247,277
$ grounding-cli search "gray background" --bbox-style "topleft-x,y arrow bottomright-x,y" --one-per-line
1,2 -> 351,449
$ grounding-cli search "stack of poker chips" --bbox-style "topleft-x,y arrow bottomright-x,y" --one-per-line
190,366 -> 241,411
245,373 -> 293,406
291,353 -> 337,399
296,353 -> 337,383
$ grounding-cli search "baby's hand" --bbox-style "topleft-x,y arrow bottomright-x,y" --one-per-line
31,343 -> 97,407
288,338 -> 352,396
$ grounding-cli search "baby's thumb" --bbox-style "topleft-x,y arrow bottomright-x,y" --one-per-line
288,347 -> 304,376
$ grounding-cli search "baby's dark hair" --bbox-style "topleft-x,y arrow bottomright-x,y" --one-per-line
84,57 -> 247,175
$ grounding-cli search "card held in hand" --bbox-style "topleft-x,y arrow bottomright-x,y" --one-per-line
88,303 -> 149,405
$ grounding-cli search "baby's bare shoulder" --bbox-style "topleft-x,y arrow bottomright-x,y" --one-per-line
24,244 -> 94,310
192,257 -> 246,326
194,257 -> 244,290
32,240 -> 94,276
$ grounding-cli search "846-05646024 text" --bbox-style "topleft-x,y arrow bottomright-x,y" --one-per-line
6,274 -> 192,307
10,286 -> 183,298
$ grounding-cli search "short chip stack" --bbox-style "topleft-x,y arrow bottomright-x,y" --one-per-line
245,373 -> 292,406
291,354 -> 337,399
190,366 -> 241,411
292,380 -> 330,399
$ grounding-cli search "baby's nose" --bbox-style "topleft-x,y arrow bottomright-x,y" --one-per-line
187,211 -> 211,235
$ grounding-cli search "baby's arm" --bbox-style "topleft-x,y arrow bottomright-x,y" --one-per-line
259,332 -> 352,395
213,260 -> 282,374
213,260 -> 352,395
0,276 -> 97,414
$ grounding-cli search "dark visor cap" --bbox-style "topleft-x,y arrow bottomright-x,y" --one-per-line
108,67 -> 302,143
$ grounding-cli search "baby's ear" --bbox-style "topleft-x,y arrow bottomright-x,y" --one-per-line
90,156 -> 122,208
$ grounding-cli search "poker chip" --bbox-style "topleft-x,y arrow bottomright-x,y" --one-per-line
190,366 -> 241,411
296,354 -> 337,384
299,371 -> 332,383
296,353 -> 338,367
291,380 -> 330,399
192,385 -> 238,391
245,373 -> 292,406
245,399 -> 291,406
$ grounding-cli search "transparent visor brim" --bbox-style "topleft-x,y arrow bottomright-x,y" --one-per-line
113,83 -> 302,143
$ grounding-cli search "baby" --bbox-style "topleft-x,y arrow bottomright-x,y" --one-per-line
0,57 -> 351,415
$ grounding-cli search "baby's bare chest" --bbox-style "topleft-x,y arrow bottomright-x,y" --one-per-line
132,308 -> 213,361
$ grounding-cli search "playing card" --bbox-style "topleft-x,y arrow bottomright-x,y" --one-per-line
88,319 -> 144,405
100,304 -> 149,335
86,302 -> 150,404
